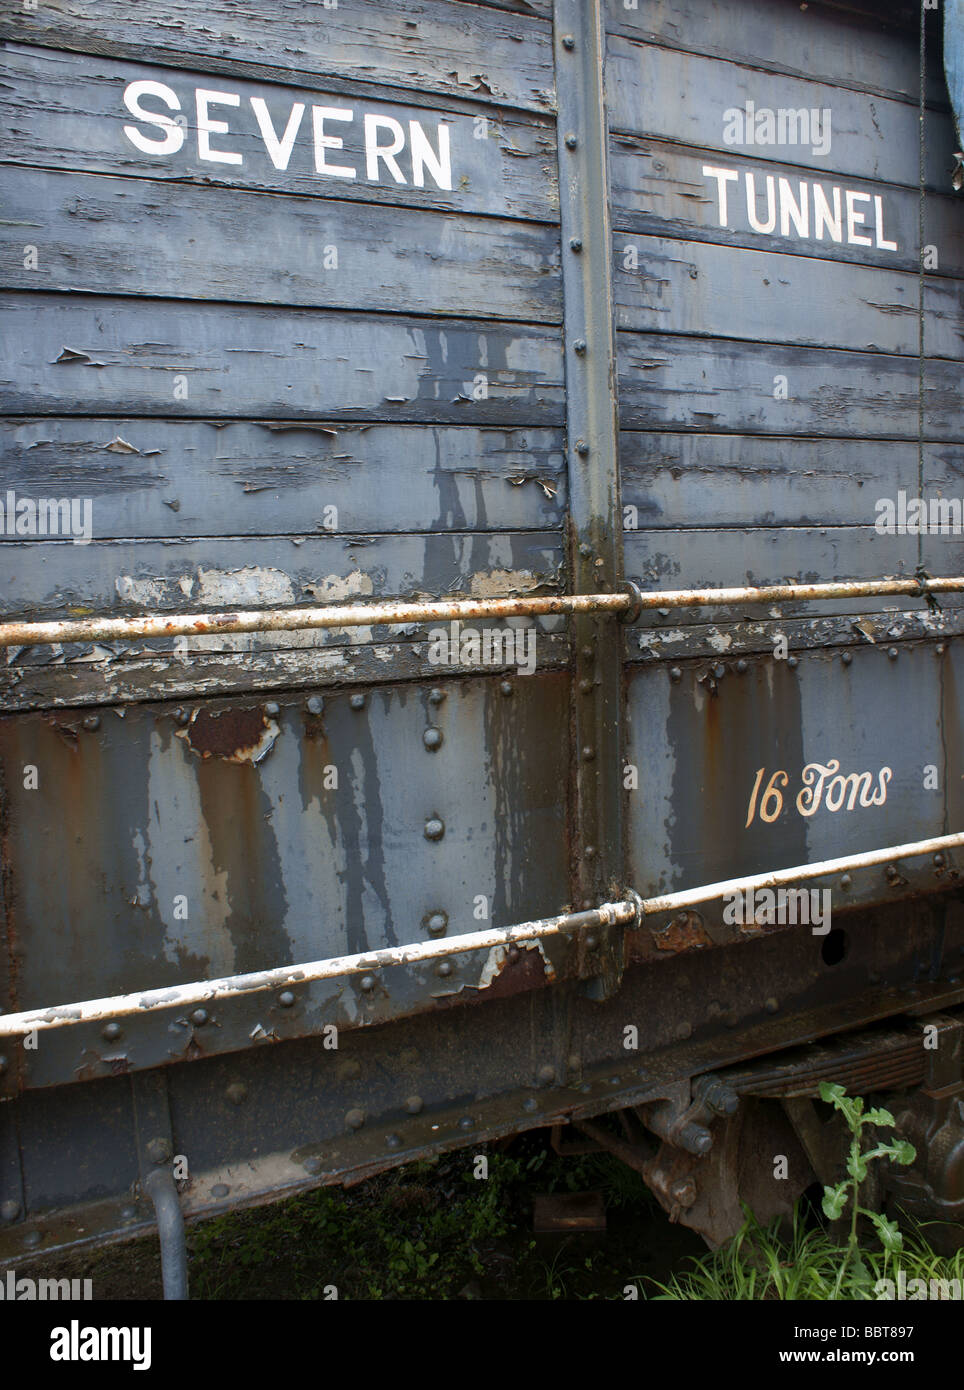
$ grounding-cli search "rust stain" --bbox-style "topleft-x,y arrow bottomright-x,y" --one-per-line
176,706 -> 279,764
650,910 -> 712,954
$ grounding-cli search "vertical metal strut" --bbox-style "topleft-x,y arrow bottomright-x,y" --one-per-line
553,1 -> 626,998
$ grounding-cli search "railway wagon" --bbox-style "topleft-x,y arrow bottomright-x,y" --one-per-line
1,0 -> 963,1296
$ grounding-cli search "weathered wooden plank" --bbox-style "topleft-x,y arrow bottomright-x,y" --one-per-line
0,420 -> 566,539
1,166 -> 562,322
616,333 -> 960,440
624,526 -> 962,627
0,295 -> 565,424
606,34 -> 957,190
3,0 -> 555,114
604,0 -> 946,105
613,234 -> 962,359
0,46 -> 558,223
609,136 -> 964,279
619,433 -> 964,529
0,531 -> 564,623
0,632 -> 572,712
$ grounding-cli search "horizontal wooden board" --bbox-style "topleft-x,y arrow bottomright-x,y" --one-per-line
0,420 -> 566,539
4,0 -> 555,114
0,46 -> 558,223
0,295 -> 565,424
616,332 -> 960,440
619,433 -> 964,528
624,526 -> 962,627
1,166 -> 562,322
0,531 -> 563,623
604,0 -> 946,105
613,234 -> 962,358
609,136 -> 964,279
606,34 -> 957,190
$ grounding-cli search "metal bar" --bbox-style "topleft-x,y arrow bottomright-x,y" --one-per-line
2,577 -> 961,650
554,0 -> 626,998
3,831 -> 962,1039
144,1169 -> 189,1302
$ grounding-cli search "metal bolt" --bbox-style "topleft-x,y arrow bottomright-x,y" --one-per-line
264,701 -> 280,717
507,945 -> 521,962
211,1183 -> 230,1199
564,132 -> 578,149
575,438 -> 589,455
888,647 -> 899,660
538,1065 -> 556,1085
385,1133 -> 402,1150
573,339 -> 587,355
934,853 -> 946,868
569,237 -> 583,253
582,746 -> 595,761
424,817 -> 445,841
500,680 -> 513,696
459,1116 -> 474,1131
0,1200 -> 21,1223
279,990 -> 295,1008
146,1137 -> 171,1165
657,607 -> 670,618
584,933 -> 598,949
713,663 -> 725,680
103,1022 -> 122,1042
579,542 -> 592,557
303,1156 -> 322,1175
736,658 -> 748,674
428,687 -> 446,705
82,714 -> 100,731
840,874 -> 852,890
437,960 -> 453,978
360,974 -> 376,993
670,1179 -> 697,1208
676,1021 -> 692,1040
23,1231 -> 41,1248
423,726 -> 443,751
345,1108 -> 366,1131
581,645 -> 594,660
306,695 -> 324,715
425,911 -> 448,937
173,707 -> 190,726
579,678 -> 593,694
584,845 -> 596,859
523,1097 -> 539,1112
405,1096 -> 424,1115
841,651 -> 852,666
936,644 -> 946,655
669,667 -> 682,682
226,1083 -> 247,1105
562,34 -> 575,49
885,863 -> 899,880
350,693 -> 366,710
788,655 -> 799,668
764,997 -> 779,1014
191,1008 -> 208,1026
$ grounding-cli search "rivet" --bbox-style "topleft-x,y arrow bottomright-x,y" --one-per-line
428,687 -> 446,705
579,542 -> 592,558
736,659 -> 748,674
191,1008 -> 208,1026
211,1183 -> 230,1199
936,644 -> 945,655
424,817 -> 445,841
657,607 -> 670,618
385,1133 -> 402,1150
405,1096 -> 424,1115
264,701 -> 280,717
707,1001 -> 722,1018
584,933 -> 598,949
82,714 -> 100,731
538,1065 -> 556,1085
23,1231 -> 41,1248
102,1022 -> 122,1042
888,647 -> 899,660
934,853 -> 945,868
523,1097 -> 539,1112
279,990 -> 295,1008
579,678 -> 593,694
306,695 -> 324,715
575,438 -> 589,455
564,132 -> 578,149
764,997 -> 779,1014
669,667 -> 682,682
885,863 -> 899,879
425,911 -> 448,937
573,339 -> 587,355
0,1200 -> 21,1223
584,845 -> 596,859
350,693 -> 366,710
841,651 -> 852,666
146,1137 -> 171,1165
423,726 -> 443,750
713,663 -> 725,680
226,1083 -> 247,1105
500,680 -> 513,696
173,707 -> 190,726
345,1108 -> 366,1131
459,1116 -> 474,1130
570,238 -> 583,253
562,34 -> 575,49
436,960 -> 453,978
582,746 -> 595,761
581,645 -> 594,660
788,656 -> 799,668
507,945 -> 521,962
676,1022 -> 693,1040
581,898 -> 593,909
840,874 -> 852,890
360,974 -> 376,993
120,1205 -> 137,1221
303,1156 -> 322,1175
